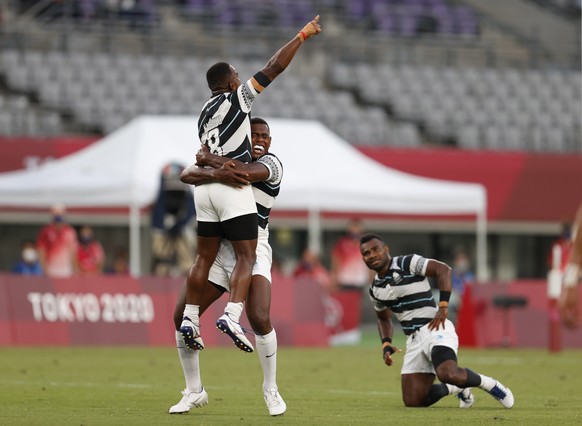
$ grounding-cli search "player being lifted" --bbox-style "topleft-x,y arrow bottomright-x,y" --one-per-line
180,16 -> 322,352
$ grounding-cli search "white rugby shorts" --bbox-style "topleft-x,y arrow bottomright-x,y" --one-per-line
401,319 -> 459,375
194,182 -> 257,222
208,227 -> 272,291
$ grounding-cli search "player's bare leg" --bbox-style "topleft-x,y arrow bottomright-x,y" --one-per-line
247,275 -> 286,416
432,347 -> 514,409
401,373 -> 435,407
170,280 -> 224,414
216,238 -> 257,352
181,235 -> 222,350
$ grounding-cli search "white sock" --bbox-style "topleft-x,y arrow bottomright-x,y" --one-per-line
224,302 -> 244,323
478,374 -> 496,391
183,304 -> 199,324
446,384 -> 463,395
175,330 -> 202,393
255,328 -> 278,390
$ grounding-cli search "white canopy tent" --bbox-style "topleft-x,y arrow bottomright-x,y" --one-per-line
0,116 -> 488,278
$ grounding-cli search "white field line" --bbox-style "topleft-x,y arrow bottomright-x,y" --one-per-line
0,380 -> 396,396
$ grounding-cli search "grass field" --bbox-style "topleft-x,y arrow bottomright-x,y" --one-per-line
1,331 -> 582,425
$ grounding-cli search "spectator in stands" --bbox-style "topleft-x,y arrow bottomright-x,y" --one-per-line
560,203 -> 582,328
330,218 -> 370,292
329,218 -> 371,344
294,247 -> 342,337
77,225 -> 105,275
293,248 -> 332,291
151,162 -> 196,277
450,248 -> 475,323
548,222 -> 573,274
36,203 -> 78,277
105,246 -> 130,275
548,221 -> 573,322
12,240 -> 43,276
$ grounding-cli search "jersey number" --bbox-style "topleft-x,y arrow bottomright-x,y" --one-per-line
202,128 -> 221,154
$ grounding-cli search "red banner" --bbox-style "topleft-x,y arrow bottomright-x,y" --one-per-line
0,273 -> 328,347
359,146 -> 582,222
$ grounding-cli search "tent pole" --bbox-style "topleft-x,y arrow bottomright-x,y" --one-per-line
307,208 -> 322,256
129,204 -> 141,277
476,204 -> 488,282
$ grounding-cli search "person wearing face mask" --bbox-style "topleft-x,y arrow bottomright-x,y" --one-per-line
12,240 -> 43,276
36,203 -> 78,277
77,225 -> 105,275
328,218 -> 372,345
293,248 -> 332,290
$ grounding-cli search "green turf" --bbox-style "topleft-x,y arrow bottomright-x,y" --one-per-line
1,334 -> 581,425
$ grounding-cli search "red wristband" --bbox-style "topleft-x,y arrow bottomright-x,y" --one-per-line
299,31 -> 307,41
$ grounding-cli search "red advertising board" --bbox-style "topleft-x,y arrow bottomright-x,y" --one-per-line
0,273 -> 328,347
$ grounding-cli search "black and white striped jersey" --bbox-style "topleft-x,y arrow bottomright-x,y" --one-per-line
253,153 -> 283,229
369,254 -> 438,335
198,73 -> 266,163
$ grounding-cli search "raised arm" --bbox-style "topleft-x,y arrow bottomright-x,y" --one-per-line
256,15 -> 322,85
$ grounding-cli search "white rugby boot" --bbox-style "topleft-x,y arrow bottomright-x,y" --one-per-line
169,388 -> 208,414
263,388 -> 286,416
216,313 -> 254,352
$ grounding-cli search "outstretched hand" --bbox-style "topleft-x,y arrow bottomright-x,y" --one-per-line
298,15 -> 322,41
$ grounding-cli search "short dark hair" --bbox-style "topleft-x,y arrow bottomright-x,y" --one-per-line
359,233 -> 384,246
251,117 -> 269,130
206,62 -> 232,91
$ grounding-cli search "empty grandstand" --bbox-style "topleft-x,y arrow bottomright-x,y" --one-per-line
0,0 -> 579,151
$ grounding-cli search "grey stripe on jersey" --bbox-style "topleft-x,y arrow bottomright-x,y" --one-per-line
369,254 -> 438,335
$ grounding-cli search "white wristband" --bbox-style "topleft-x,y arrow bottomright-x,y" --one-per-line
563,263 -> 580,288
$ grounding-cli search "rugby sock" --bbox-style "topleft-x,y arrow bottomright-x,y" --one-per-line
476,373 -> 497,391
463,368 -> 490,388
256,329 -> 278,390
183,304 -> 200,324
424,383 -> 450,406
446,384 -> 463,395
224,301 -> 244,323
175,330 -> 202,393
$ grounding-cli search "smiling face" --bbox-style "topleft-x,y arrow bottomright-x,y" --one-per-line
251,122 -> 271,160
360,237 -> 390,274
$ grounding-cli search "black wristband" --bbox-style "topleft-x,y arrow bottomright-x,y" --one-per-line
439,290 -> 451,303
253,71 -> 271,89
381,337 -> 392,344
383,344 -> 395,356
